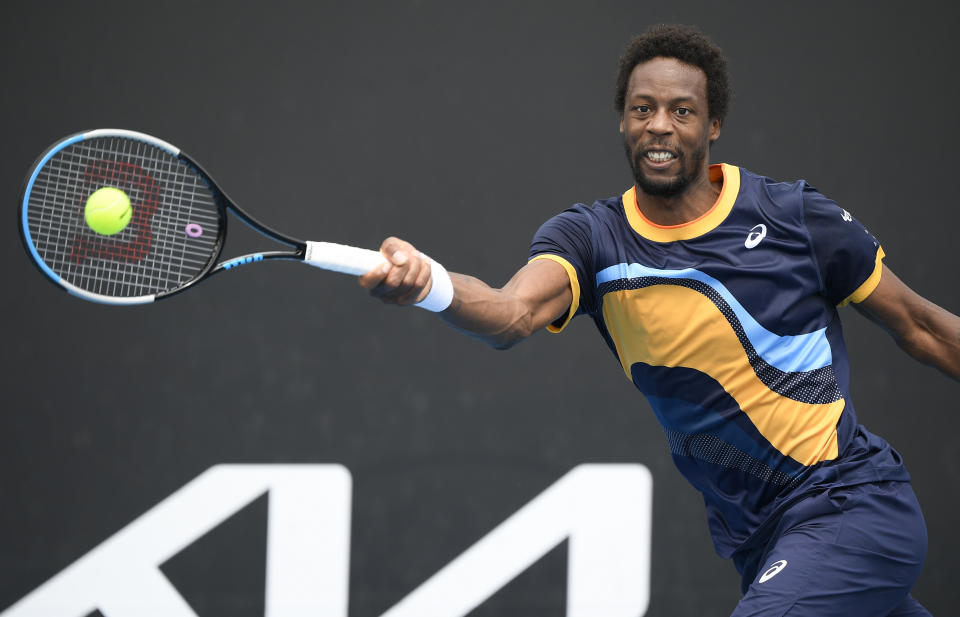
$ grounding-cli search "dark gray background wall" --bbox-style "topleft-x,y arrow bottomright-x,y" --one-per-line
2,2 -> 958,616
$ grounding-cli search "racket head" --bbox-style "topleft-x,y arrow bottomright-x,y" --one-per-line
19,129 -> 227,304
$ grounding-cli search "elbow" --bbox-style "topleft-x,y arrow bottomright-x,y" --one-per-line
483,315 -> 536,350
486,327 -> 532,350
489,336 -> 523,351
895,324 -> 958,377
894,326 -> 934,364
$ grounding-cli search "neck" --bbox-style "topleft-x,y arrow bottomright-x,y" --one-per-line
635,167 -> 722,226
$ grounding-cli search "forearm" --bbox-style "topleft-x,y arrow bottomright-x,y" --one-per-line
440,273 -> 539,349
360,239 -> 573,347
892,297 -> 960,382
854,265 -> 960,382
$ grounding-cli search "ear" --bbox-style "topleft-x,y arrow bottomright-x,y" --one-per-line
709,117 -> 722,142
619,116 -> 624,134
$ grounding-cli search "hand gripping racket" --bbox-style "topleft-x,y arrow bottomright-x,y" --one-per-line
19,129 -> 388,305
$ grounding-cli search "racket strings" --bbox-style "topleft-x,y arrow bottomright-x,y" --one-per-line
25,137 -> 222,298
69,158 -> 160,264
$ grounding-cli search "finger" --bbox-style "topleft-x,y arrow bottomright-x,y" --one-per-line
358,260 -> 391,291
384,252 -> 415,288
396,258 -> 434,305
400,254 -> 425,288
379,263 -> 419,300
369,272 -> 405,300
364,237 -> 428,303
391,255 -> 429,304
381,237 -> 417,266
413,257 -> 433,302
360,237 -> 407,290
376,252 -> 428,302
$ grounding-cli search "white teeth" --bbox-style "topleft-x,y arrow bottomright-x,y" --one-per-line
646,151 -> 675,162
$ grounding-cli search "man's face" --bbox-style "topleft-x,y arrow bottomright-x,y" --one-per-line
619,57 -> 721,198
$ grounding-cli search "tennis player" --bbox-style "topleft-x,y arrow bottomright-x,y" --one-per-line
359,25 -> 958,616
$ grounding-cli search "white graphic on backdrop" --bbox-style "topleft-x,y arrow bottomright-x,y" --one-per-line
2,464 -> 652,617
2,465 -> 351,617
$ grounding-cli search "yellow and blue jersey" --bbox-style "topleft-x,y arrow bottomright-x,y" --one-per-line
530,164 -> 910,557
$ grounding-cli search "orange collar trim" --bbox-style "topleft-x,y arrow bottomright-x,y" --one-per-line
622,163 -> 740,242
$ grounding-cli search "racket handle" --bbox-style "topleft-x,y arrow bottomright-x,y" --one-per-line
304,241 -> 387,276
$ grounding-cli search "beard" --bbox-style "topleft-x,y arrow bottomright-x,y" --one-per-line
623,137 -> 707,198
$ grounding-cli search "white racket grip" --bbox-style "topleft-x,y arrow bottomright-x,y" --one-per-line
304,241 -> 387,275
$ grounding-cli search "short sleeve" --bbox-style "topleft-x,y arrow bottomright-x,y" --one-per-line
529,206 -> 596,331
802,186 -> 884,306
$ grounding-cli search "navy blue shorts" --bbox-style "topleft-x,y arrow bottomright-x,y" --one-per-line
731,481 -> 931,616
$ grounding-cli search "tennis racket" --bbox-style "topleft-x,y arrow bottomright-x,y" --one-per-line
19,129 -> 388,305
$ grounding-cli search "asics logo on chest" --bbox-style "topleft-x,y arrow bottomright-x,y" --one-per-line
744,224 -> 767,249
758,559 -> 788,583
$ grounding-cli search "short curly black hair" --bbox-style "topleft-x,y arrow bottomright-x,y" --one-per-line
614,24 -> 730,123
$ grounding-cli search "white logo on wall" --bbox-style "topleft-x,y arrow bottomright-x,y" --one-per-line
1,464 -> 652,617
758,559 -> 788,584
744,224 -> 767,249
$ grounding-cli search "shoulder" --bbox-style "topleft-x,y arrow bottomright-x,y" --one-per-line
736,167 -> 812,207
733,168 -> 847,228
549,194 -> 624,222
535,194 -> 626,236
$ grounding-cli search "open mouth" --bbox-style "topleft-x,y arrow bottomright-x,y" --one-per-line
644,150 -> 677,164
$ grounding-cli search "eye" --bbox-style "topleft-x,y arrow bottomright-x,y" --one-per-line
675,107 -> 691,117
633,104 -> 651,113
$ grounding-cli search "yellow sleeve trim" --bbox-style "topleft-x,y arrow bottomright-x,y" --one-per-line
839,246 -> 885,306
529,254 -> 581,333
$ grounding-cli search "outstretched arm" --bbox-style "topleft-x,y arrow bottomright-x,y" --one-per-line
358,237 -> 572,349
854,264 -> 960,381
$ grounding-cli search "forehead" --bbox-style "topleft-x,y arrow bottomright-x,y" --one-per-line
625,57 -> 708,102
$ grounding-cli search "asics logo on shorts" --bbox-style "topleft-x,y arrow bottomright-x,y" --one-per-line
744,224 -> 767,249
758,559 -> 788,583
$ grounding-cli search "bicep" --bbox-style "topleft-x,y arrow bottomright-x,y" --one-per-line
852,264 -> 953,344
440,258 -> 574,348
502,258 -> 574,332
853,265 -> 921,338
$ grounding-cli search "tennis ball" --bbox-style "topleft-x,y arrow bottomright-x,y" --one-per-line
84,187 -> 132,236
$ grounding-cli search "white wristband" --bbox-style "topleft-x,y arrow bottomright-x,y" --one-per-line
414,256 -> 454,312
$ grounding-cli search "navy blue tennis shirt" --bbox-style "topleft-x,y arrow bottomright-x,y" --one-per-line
530,164 -> 910,557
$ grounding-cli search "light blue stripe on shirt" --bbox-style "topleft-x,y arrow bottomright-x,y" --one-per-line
596,262 -> 832,373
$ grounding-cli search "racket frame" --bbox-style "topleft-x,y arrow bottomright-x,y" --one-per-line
19,129 -> 310,304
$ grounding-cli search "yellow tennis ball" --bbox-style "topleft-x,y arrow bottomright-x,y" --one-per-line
84,187 -> 132,236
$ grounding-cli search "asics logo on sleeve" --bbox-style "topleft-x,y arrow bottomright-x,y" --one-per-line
744,224 -> 767,249
758,559 -> 788,583
841,209 -> 853,222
